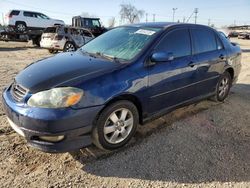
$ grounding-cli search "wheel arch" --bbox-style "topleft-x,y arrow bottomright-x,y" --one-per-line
98,94 -> 143,125
15,21 -> 27,26
225,67 -> 234,80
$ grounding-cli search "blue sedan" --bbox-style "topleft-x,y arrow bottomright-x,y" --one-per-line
2,22 -> 241,152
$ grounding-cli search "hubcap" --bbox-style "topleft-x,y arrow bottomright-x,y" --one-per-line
65,43 -> 75,52
104,108 -> 134,144
218,77 -> 229,98
17,24 -> 25,32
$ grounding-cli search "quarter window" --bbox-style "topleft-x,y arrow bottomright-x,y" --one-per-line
10,10 -> 20,16
191,28 -> 217,54
216,35 -> 224,50
156,29 -> 191,58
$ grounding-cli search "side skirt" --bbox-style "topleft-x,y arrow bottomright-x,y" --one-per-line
141,92 -> 215,125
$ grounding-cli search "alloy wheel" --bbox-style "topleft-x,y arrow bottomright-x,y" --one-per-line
65,43 -> 75,52
17,24 -> 26,32
104,108 -> 134,144
218,77 -> 229,98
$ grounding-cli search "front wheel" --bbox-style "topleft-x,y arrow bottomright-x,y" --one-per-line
92,100 -> 139,150
212,71 -> 232,102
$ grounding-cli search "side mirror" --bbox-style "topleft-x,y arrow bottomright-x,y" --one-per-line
150,52 -> 174,63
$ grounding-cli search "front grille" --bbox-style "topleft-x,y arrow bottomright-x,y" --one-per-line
11,83 -> 28,102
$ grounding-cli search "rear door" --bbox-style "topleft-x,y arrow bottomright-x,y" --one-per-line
190,27 -> 226,96
147,27 -> 199,114
70,28 -> 84,47
23,11 -> 38,28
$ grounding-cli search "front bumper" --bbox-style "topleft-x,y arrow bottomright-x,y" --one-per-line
2,87 -> 104,153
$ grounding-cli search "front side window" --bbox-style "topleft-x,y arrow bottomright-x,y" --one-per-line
156,28 -> 191,58
81,26 -> 162,61
36,13 -> 50,19
191,28 -> 217,54
92,20 -> 100,27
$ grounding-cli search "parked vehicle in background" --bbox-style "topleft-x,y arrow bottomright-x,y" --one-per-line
228,31 -> 239,38
219,31 -> 229,39
40,26 -> 94,53
0,26 -> 43,46
5,10 -> 65,32
238,32 -> 250,39
72,16 -> 107,37
2,23 -> 241,152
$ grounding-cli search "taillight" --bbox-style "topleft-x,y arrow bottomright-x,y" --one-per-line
5,14 -> 12,19
54,35 -> 64,40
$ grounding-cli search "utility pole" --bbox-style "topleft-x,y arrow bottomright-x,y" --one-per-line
234,20 -> 236,26
172,8 -> 178,22
208,18 -> 211,26
2,13 -> 5,26
194,8 -> 198,24
146,13 -> 148,23
183,17 -> 186,23
153,14 -> 156,22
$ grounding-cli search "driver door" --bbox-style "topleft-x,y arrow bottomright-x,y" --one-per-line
147,28 -> 198,114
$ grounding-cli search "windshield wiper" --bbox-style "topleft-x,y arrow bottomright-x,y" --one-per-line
80,50 -> 122,63
80,50 -> 97,58
95,52 -> 121,63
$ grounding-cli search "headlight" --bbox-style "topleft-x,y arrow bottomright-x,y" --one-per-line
27,87 -> 83,108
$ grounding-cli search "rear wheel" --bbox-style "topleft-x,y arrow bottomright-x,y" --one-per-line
212,71 -> 232,102
15,22 -> 26,33
63,42 -> 76,52
92,100 -> 139,150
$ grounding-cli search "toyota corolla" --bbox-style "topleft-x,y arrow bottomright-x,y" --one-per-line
2,23 -> 241,152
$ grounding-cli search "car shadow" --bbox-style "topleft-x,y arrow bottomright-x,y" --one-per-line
242,49 -> 250,53
0,47 -> 27,51
70,83 -> 250,183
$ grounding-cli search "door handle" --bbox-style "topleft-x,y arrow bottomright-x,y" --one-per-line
188,61 -> 196,68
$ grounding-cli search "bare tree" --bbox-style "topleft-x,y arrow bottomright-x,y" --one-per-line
119,3 -> 145,24
108,17 -> 116,28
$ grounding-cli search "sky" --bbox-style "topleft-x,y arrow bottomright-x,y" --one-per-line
0,0 -> 250,28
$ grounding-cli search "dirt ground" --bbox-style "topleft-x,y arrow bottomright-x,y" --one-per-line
0,39 -> 249,188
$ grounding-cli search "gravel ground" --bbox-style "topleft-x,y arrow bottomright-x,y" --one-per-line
0,39 -> 249,188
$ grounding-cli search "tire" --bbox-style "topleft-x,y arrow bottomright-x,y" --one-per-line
211,71 -> 232,102
15,22 -> 26,33
63,42 -> 76,52
92,100 -> 139,150
48,49 -> 58,54
32,37 -> 41,47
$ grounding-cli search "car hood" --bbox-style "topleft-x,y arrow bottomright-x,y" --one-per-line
15,51 -> 121,93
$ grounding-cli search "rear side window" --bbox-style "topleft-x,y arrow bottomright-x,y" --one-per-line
191,28 -> 217,54
156,28 -> 191,58
216,35 -> 224,50
23,11 -> 36,17
10,10 -> 20,16
44,27 -> 57,33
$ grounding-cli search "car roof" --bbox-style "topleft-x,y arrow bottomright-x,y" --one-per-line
126,22 -> 213,30
10,9 -> 42,14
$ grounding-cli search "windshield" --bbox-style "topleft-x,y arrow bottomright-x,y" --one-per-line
80,26 -> 162,61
